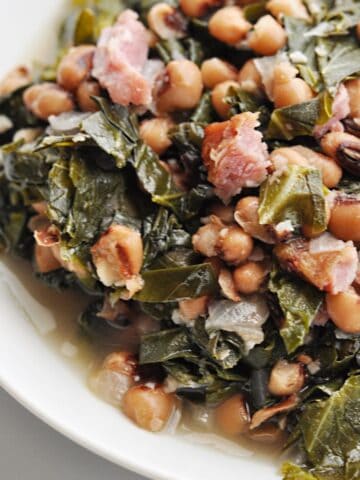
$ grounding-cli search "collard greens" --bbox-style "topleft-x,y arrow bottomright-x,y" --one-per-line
295,376 -> 360,479
258,165 -> 327,235
269,269 -> 323,353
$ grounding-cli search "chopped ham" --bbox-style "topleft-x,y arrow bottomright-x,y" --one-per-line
314,84 -> 350,138
275,235 -> 358,294
92,10 -> 152,106
202,113 -> 270,203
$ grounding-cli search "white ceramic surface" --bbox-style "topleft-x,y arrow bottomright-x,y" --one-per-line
0,2 -> 280,479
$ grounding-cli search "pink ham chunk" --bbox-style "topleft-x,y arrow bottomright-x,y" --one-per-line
275,234 -> 358,294
202,113 -> 270,203
92,9 -> 152,106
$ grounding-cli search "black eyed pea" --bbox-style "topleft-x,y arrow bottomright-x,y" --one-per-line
156,60 -> 203,112
23,83 -> 75,120
57,45 -> 95,92
122,385 -> 176,432
248,15 -> 287,56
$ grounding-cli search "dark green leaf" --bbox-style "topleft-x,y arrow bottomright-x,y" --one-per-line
131,142 -> 184,208
266,96 -> 332,141
191,319 -> 245,369
149,248 -> 200,270
140,328 -> 195,364
3,142 -> 51,187
226,86 -> 271,125
259,165 -> 328,235
48,158 -> 74,226
169,121 -> 204,165
297,375 -> 360,479
142,208 -> 191,268
155,38 -> 204,66
65,155 -> 128,244
190,92 -> 215,124
317,37 -> 360,93
306,0 -> 360,37
243,1 -> 267,22
269,269 -> 323,354
82,111 -> 133,167
134,263 -> 218,303
93,96 -> 138,143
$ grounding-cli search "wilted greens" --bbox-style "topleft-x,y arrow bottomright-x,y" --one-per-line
258,165 -> 327,235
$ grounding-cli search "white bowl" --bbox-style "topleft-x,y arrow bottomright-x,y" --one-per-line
0,3 -> 280,478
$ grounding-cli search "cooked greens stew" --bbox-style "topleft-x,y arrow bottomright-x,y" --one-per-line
2,0 -> 360,477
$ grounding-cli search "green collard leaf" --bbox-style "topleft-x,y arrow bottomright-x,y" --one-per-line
170,122 -> 204,153
282,463 -> 317,480
184,38 -> 204,66
155,38 -> 186,64
226,86 -> 270,125
139,328 -> 194,364
191,319 -> 245,370
134,263 -> 218,303
48,158 -> 74,226
297,375 -> 360,479
266,96 -> 331,141
48,153 -> 139,264
132,142 -> 184,206
155,38 -> 204,66
258,165 -> 327,235
306,0 -> 360,37
82,111 -> 133,167
269,269 -> 323,353
317,37 -> 360,93
3,142 -> 51,190
93,97 -> 138,143
140,324 -> 244,403
169,121 -> 204,170
243,1 -> 267,22
149,248 -> 199,270
191,92 -> 215,124
285,17 -> 322,91
142,208 -> 191,268
65,155 -> 127,244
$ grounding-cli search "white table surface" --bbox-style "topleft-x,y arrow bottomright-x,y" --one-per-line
0,387 -> 146,480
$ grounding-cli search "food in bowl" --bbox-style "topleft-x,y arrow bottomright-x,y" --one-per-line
1,1 -> 360,478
